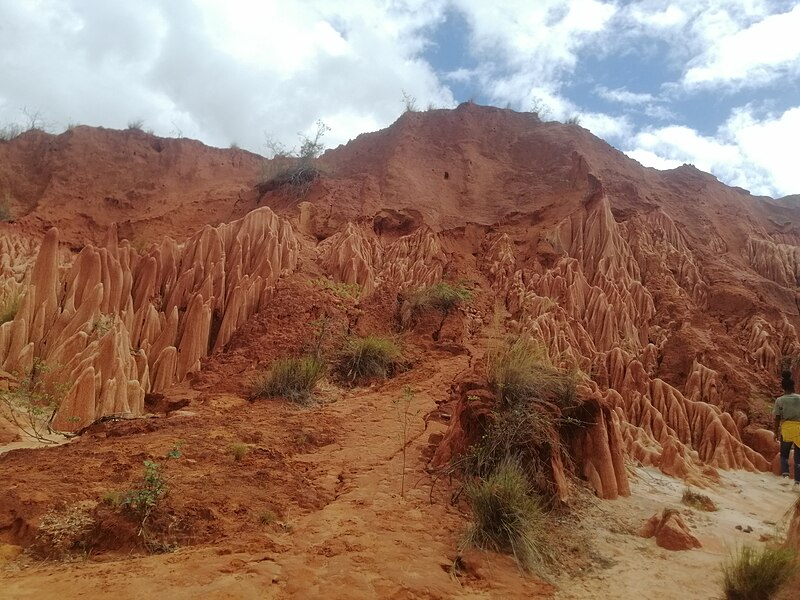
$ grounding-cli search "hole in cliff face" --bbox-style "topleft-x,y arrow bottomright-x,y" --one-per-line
443,171 -> 449,180
372,209 -> 423,238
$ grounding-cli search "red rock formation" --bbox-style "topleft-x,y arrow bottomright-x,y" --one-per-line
0,207 -> 298,431
429,374 -> 629,501
1,105 -> 798,492
640,508 -> 702,551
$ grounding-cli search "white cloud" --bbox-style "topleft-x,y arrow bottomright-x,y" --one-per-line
683,4 -> 800,88
722,105 -> 800,195
623,104 -> 800,196
452,0 -> 617,107
0,0 -> 454,152
580,112 -> 634,140
629,4 -> 688,29
625,148 -> 683,170
596,86 -> 655,105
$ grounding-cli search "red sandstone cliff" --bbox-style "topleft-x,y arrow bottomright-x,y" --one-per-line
1,104 -> 798,497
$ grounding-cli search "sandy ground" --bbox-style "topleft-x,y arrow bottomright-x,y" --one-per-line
555,467 -> 798,600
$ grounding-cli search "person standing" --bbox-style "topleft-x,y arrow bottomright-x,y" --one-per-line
774,371 -> 800,489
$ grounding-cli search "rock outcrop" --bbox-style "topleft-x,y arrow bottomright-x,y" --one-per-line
640,508 -> 702,551
0,207 -> 298,431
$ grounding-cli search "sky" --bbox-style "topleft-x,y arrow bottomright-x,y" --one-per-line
1,0 -> 799,198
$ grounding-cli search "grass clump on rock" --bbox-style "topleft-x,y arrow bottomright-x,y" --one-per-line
462,457 -> 546,573
488,335 -> 577,409
722,544 -> 795,600
336,335 -> 403,384
410,281 -> 472,314
402,281 -> 472,326
251,356 -> 325,404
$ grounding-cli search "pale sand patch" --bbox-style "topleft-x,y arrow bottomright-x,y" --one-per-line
555,467 -> 798,600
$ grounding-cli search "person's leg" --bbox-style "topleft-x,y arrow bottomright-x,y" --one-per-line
794,443 -> 800,483
780,440 -> 792,476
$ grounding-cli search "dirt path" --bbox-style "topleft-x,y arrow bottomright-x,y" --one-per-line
0,351 -> 552,599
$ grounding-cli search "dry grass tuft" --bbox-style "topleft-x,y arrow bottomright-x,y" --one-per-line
251,356 -> 325,404
681,488 -> 717,512
722,545 -> 795,600
336,335 -> 403,384
229,442 -> 248,462
488,334 -> 577,409
462,457 -> 546,573
30,504 -> 95,560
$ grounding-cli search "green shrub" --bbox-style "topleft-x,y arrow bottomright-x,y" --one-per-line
127,119 -> 144,131
409,281 -> 472,315
337,335 -> 402,384
682,488 -> 717,512
119,445 -> 181,538
722,545 -> 795,600
488,335 -> 577,408
229,442 -> 248,462
462,457 -> 545,573
122,460 -> 168,526
251,356 -> 325,403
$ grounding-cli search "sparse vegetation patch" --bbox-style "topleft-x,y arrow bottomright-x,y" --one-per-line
336,335 -> 403,384
229,442 -> 248,462
313,277 -> 362,300
722,544 -> 795,600
462,457 -> 546,573
0,192 -> 12,221
681,488 -> 717,512
488,334 -> 577,409
251,355 -> 325,403
258,509 -> 277,526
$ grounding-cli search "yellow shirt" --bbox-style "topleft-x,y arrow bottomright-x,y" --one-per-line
781,421 -> 800,446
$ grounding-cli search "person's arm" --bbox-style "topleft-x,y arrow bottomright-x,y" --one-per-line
774,414 -> 782,442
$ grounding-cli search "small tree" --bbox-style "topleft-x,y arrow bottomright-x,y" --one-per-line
121,443 -> 182,538
401,90 -> 418,113
259,120 -> 330,197
0,359 -> 69,442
